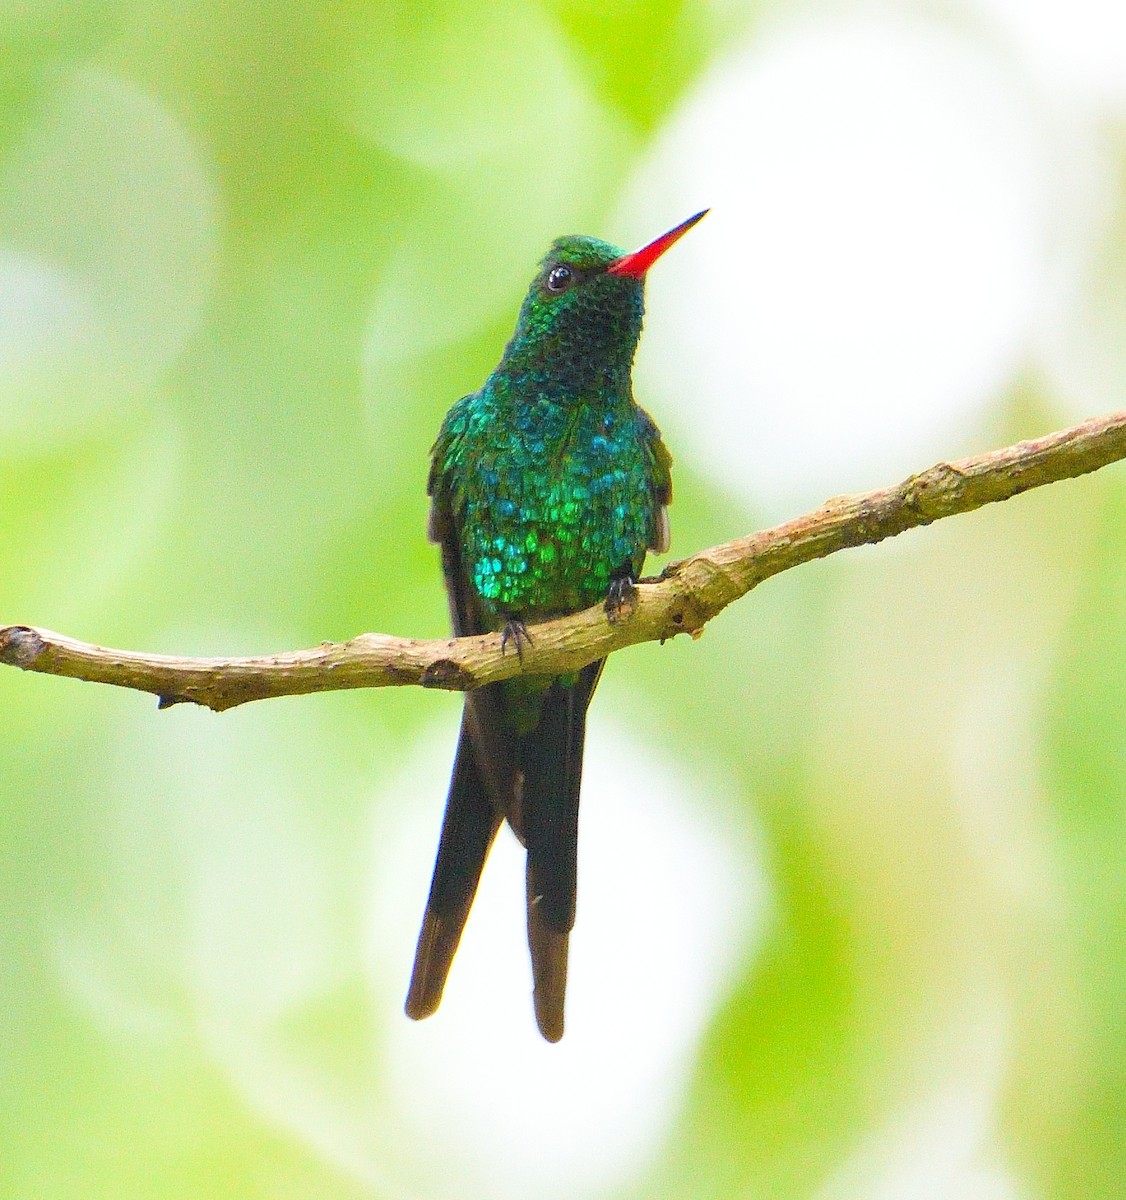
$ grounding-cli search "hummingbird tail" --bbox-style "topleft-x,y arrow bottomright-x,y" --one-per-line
405,709 -> 503,1021
520,661 -> 602,1041
527,887 -> 569,1043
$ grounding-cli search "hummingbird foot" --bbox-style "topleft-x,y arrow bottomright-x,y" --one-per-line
604,572 -> 637,623
501,618 -> 533,663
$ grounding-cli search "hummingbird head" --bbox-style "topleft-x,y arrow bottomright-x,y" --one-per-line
500,211 -> 709,393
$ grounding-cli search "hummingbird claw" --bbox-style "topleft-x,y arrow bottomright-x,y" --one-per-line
501,618 -> 533,663
604,574 -> 637,623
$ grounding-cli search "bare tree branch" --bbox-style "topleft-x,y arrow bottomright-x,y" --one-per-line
3,409 -> 1125,713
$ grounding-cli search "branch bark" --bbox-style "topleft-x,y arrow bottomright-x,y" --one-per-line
4,409 -> 1125,713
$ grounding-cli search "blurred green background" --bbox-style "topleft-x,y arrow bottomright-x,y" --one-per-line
3,2 -> 1126,1197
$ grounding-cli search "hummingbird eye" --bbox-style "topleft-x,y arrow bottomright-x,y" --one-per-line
546,264 -> 574,293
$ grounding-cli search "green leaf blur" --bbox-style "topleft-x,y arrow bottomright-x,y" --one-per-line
3,3 -> 1126,1198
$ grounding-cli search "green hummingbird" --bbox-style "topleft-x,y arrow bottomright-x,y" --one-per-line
406,210 -> 708,1041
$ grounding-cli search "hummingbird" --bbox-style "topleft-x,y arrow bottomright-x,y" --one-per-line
406,210 -> 708,1041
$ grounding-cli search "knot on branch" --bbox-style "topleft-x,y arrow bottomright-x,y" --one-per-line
656,560 -> 719,640
420,659 -> 476,690
0,626 -> 46,668
903,462 -> 967,522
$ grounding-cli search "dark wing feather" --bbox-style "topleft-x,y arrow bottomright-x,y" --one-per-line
636,405 -> 672,553
406,413 -> 516,1021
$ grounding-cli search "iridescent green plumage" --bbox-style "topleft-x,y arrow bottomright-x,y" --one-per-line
406,214 -> 703,1041
430,237 -> 671,625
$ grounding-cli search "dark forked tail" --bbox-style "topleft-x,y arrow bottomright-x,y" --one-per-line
405,662 -> 602,1041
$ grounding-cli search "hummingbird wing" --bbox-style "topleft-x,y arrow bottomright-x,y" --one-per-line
520,659 -> 602,1042
426,445 -> 518,813
406,420 -> 517,1020
637,405 -> 673,552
